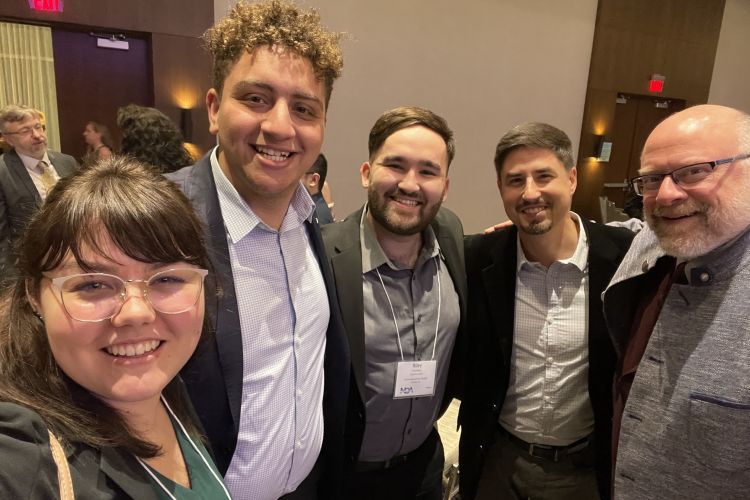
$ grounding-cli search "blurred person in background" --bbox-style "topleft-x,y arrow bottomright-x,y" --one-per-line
117,104 -> 194,173
82,121 -> 113,165
304,153 -> 334,225
0,104 -> 77,282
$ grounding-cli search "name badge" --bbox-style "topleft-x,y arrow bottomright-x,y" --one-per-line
393,360 -> 437,399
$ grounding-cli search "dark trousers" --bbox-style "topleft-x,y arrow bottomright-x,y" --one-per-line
345,428 -> 444,500
280,459 -> 323,499
476,428 -> 599,500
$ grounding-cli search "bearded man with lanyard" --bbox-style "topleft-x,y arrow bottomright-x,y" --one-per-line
321,106 -> 466,500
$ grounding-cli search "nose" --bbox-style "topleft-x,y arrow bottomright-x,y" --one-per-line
397,168 -> 419,194
260,100 -> 295,141
31,127 -> 45,139
653,175 -> 688,206
110,282 -> 156,326
522,177 -> 541,200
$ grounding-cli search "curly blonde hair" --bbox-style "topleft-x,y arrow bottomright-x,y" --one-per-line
205,0 -> 344,108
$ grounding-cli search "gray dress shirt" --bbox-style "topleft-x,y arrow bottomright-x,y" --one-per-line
357,210 -> 460,461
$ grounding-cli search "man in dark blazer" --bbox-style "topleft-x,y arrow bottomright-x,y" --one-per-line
0,104 -> 77,281
166,2 -> 349,499
459,122 -> 633,500
321,107 -> 467,500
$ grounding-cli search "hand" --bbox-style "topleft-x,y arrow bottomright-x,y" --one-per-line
483,220 -> 514,234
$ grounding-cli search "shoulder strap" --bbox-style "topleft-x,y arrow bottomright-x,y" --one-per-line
47,429 -> 75,500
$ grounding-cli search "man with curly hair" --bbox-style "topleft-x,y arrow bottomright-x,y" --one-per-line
167,2 -> 348,499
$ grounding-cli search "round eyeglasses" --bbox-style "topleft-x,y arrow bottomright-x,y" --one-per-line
49,268 -> 209,322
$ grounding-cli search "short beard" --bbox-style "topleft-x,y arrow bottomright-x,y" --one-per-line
367,187 -> 441,236
646,194 -> 750,259
518,219 -> 552,235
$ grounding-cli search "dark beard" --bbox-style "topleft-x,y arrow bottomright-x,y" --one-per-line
367,188 -> 441,236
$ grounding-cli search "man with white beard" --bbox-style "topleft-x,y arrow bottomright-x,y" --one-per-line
605,104 -> 750,498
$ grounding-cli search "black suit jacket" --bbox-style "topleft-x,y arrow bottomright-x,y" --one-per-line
321,206 -> 468,472
458,219 -> 633,500
167,154 -> 350,497
0,150 -> 77,279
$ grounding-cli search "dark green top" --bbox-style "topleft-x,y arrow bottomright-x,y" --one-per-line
144,418 -> 227,499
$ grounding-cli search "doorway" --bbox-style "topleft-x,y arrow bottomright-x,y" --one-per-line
601,94 -> 686,208
52,28 -> 152,162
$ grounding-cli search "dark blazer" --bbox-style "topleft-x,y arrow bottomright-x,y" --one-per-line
321,205 -> 468,472
167,154 -> 350,497
0,150 -> 77,279
458,219 -> 633,500
0,403 -> 159,499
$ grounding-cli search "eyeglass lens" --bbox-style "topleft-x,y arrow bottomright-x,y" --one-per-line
58,269 -> 205,321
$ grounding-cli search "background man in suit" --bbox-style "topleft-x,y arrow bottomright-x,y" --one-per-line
605,105 -> 750,498
0,104 -> 77,281
322,106 -> 466,499
166,1 -> 349,499
304,153 -> 334,225
459,122 -> 633,499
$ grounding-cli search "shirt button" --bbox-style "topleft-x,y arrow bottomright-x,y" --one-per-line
296,440 -> 303,449
297,389 -> 303,396
547,357 -> 553,364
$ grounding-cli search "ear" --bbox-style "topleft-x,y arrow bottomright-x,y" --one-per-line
206,88 -> 221,136
568,166 -> 578,194
25,279 -> 41,316
442,177 -> 451,202
360,162 -> 372,189
305,172 -> 320,189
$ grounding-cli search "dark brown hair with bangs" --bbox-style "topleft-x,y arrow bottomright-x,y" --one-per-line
0,156 -> 212,458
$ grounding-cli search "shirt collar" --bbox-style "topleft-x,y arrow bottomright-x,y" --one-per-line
360,204 -> 440,274
17,150 -> 50,172
210,147 -> 315,243
516,211 -> 589,272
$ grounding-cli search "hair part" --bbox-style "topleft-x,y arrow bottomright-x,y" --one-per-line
494,122 -> 575,178
205,0 -> 344,108
0,104 -> 42,134
368,106 -> 456,167
0,156 -> 212,458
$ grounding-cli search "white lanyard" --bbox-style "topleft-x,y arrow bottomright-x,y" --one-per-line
375,255 -> 441,361
136,395 -> 232,500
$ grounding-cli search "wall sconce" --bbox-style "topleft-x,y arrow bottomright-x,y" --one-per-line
593,135 -> 612,162
180,108 -> 193,143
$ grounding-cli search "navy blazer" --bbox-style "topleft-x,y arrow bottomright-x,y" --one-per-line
167,154 -> 350,497
0,150 -> 77,279
321,206 -> 468,470
458,219 -> 634,500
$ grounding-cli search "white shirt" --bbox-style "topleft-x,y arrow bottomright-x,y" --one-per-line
17,151 -> 57,199
499,212 -> 594,446
211,149 -> 328,500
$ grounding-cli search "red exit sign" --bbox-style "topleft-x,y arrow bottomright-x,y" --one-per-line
28,0 -> 64,12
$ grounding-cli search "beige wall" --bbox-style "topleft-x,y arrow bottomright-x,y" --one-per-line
708,0 -> 750,112
214,0 -> 598,232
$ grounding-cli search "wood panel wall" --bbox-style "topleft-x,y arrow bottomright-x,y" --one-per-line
0,0 -> 214,157
574,0 -> 726,220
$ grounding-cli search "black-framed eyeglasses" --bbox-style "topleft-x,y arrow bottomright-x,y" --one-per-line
3,123 -> 46,137
48,268 -> 208,322
631,152 -> 750,196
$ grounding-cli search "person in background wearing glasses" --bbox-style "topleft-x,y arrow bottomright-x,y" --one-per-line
0,104 -> 78,283
604,104 -> 750,499
0,157 -> 230,499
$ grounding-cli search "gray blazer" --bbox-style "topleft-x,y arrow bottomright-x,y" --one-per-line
0,149 -> 77,279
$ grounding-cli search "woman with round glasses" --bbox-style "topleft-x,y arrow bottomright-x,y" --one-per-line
0,157 -> 230,499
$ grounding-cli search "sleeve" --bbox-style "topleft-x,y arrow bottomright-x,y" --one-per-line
0,403 -> 60,499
